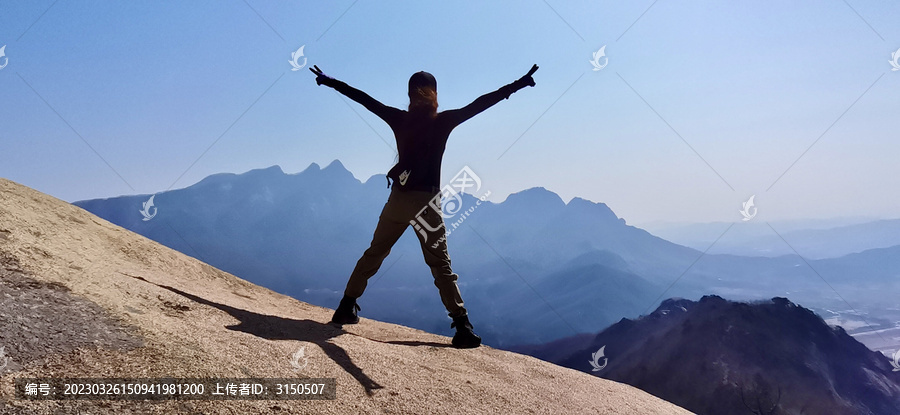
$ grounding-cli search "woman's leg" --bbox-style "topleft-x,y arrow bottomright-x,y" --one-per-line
343,191 -> 409,298
410,191 -> 479,347
411,193 -> 467,318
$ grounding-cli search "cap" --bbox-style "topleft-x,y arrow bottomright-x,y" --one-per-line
408,71 -> 437,94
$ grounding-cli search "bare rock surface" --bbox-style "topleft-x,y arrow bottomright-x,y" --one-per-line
0,177 -> 692,414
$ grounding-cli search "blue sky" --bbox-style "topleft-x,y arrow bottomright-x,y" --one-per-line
1,0 -> 899,224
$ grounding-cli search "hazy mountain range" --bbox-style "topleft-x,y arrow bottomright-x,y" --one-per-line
72,162 -> 900,348
642,218 -> 900,259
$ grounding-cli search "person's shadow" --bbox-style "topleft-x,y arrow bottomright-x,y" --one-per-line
134,277 -> 389,396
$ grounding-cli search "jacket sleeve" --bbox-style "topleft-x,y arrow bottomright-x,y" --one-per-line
328,79 -> 402,125
443,80 -> 527,127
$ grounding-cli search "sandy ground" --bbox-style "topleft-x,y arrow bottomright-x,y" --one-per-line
0,177 -> 693,414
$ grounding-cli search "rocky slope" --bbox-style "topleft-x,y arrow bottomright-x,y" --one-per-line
0,177 -> 691,414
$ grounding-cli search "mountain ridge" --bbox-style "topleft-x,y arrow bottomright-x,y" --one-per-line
511,295 -> 900,415
68,161 -> 900,350
71,162 -> 700,346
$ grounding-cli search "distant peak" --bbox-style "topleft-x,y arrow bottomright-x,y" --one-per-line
241,165 -> 285,177
323,159 -> 347,172
566,197 -> 619,221
567,197 -> 604,207
654,297 -> 695,314
504,187 -> 564,206
698,294 -> 726,303
191,165 -> 283,188
300,162 -> 321,173
299,160 -> 351,175
770,297 -> 796,308
520,186 -> 553,195
295,159 -> 358,184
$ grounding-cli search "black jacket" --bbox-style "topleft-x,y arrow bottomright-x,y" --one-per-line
326,77 -> 527,192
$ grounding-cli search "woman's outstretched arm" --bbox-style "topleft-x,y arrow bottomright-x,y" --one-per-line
310,65 -> 401,124
444,64 -> 538,126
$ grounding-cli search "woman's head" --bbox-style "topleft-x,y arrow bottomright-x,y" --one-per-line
408,71 -> 438,115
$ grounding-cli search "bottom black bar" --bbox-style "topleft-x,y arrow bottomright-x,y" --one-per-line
15,378 -> 336,400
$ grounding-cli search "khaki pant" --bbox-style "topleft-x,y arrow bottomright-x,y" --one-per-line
344,188 -> 466,318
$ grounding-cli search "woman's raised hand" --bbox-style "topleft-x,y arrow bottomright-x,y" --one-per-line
518,64 -> 539,87
309,65 -> 335,86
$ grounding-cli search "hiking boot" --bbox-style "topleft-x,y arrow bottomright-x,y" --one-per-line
450,315 -> 481,349
331,295 -> 360,325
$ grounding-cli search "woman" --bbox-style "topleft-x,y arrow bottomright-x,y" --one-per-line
310,63 -> 538,348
